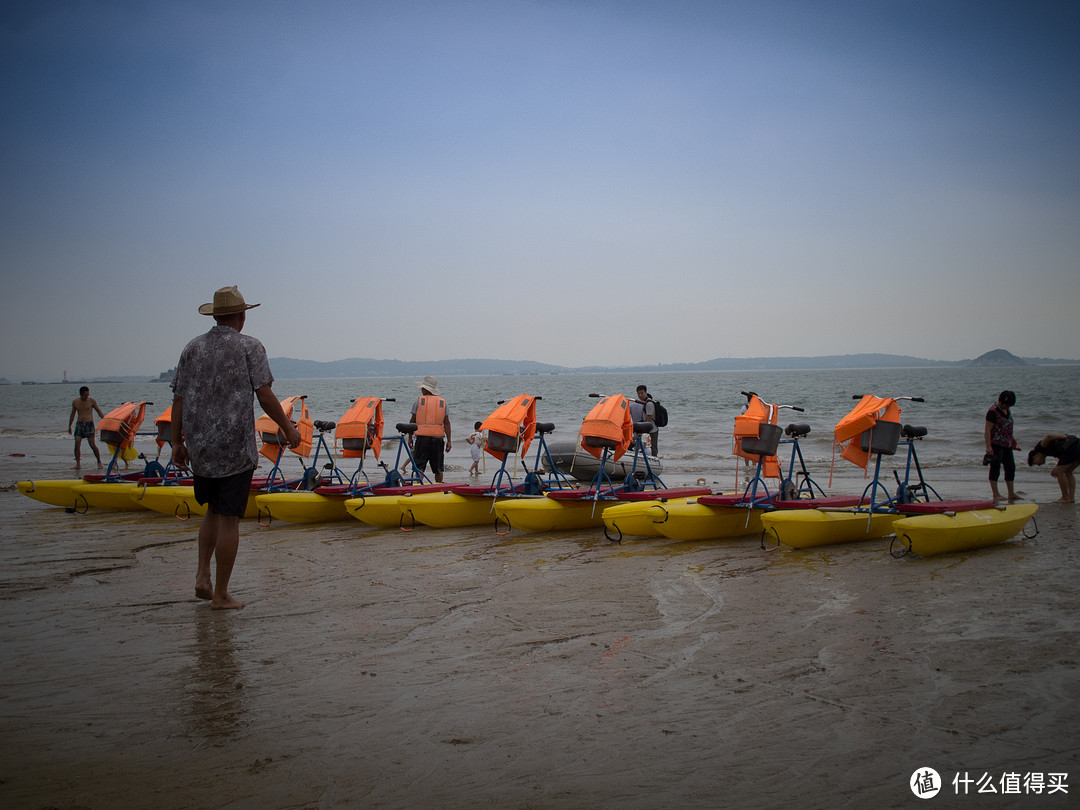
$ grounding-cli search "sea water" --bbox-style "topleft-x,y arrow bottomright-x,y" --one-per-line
2,365 -> 1077,492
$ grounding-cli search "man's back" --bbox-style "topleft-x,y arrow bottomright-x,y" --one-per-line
172,325 -> 273,477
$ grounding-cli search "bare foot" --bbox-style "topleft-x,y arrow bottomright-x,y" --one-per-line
211,594 -> 245,610
1052,498 -> 1074,504
195,586 -> 213,600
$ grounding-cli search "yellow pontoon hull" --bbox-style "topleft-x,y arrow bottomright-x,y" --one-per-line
129,485 -> 193,515
395,491 -> 501,529
345,495 -> 413,528
761,510 -> 899,548
892,503 -> 1038,556
649,501 -> 765,541
255,492 -> 349,524
601,501 -> 665,538
17,479 -> 85,508
67,482 -> 148,511
494,496 -> 610,532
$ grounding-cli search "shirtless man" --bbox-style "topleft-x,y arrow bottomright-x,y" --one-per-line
68,386 -> 104,469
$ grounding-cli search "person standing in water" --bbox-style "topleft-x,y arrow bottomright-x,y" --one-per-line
68,386 -> 104,469
409,376 -> 452,483
984,389 -> 1021,503
171,286 -> 301,610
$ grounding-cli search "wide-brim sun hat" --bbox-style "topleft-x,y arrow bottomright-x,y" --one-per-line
199,285 -> 261,316
415,375 -> 441,396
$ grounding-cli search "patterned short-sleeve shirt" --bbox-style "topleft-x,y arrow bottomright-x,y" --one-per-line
172,325 -> 274,478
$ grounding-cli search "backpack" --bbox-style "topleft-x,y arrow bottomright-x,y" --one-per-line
652,399 -> 669,428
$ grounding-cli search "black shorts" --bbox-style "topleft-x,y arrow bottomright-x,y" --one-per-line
412,435 -> 445,474
193,468 -> 255,517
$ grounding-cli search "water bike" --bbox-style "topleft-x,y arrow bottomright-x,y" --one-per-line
127,405 -> 200,514
760,394 -> 1037,553
494,394 -> 709,535
259,397 -> 460,525
610,393 -> 854,542
141,395 -> 315,521
374,394 -> 574,530
19,401 -> 161,512
341,408 -> 473,528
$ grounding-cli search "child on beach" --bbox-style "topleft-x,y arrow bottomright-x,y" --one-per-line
466,421 -> 485,476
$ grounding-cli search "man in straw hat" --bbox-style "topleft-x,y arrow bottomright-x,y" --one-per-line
409,375 -> 452,483
171,285 -> 301,609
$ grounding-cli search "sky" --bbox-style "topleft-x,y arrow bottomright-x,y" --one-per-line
1,0 -> 1078,380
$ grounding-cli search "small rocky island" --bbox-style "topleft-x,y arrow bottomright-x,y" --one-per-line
968,349 -> 1029,367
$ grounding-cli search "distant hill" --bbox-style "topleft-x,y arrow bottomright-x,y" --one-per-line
968,349 -> 1029,367
259,351 -> 1075,379
13,351 -> 1076,385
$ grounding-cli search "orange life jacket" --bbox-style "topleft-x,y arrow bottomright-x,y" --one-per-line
480,394 -> 536,460
833,395 -> 902,471
732,395 -> 781,479
256,395 -> 313,462
154,405 -> 173,448
415,396 -> 447,438
98,402 -> 147,451
336,397 -> 383,460
578,395 -> 633,462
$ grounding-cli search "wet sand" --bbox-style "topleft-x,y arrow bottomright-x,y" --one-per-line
1,443 -> 1078,808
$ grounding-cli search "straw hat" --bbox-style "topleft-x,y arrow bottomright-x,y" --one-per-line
199,285 -> 261,316
415,375 -> 441,396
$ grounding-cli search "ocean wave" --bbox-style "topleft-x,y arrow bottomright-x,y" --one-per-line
1,429 -> 72,441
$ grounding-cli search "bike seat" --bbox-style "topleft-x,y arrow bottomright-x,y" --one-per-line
583,435 -> 619,449
396,422 -> 418,435
902,425 -> 928,439
632,421 -> 654,434
785,423 -> 811,438
314,420 -> 336,432
535,422 -> 556,435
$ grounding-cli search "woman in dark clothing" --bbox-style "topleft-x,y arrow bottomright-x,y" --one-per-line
1028,434 -> 1080,504
984,390 -> 1020,502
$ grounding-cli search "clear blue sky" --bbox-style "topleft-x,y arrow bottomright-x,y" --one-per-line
2,0 -> 1078,380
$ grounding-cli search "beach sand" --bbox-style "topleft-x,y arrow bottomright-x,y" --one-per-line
1,442 -> 1078,808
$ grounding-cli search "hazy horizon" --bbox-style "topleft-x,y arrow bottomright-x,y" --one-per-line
6,348 -> 1074,384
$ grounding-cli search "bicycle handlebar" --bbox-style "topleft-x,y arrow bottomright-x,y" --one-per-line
851,394 -> 924,402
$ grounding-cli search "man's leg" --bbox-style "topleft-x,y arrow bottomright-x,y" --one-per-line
196,509 -> 244,609
88,436 -> 102,466
74,436 -> 82,468
195,512 -> 218,600
1052,464 -> 1076,503
210,510 -> 244,609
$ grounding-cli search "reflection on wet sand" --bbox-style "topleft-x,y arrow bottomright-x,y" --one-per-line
182,612 -> 247,743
